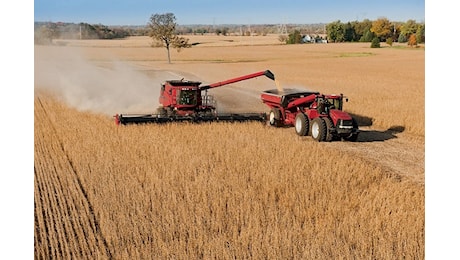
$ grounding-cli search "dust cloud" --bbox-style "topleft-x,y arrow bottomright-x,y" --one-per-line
34,46 -> 164,116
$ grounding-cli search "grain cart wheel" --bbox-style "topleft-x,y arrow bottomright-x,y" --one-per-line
323,117 -> 334,142
311,118 -> 327,142
269,108 -> 282,127
295,113 -> 309,136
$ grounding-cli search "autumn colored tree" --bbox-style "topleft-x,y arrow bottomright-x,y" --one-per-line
370,18 -> 392,41
408,34 -> 417,47
148,13 -> 191,63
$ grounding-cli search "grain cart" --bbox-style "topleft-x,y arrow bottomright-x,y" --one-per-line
115,70 -> 275,125
260,88 -> 359,142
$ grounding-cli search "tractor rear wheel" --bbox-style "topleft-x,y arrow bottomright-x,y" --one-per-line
295,113 -> 309,136
269,108 -> 282,127
323,117 -> 334,142
311,117 -> 327,142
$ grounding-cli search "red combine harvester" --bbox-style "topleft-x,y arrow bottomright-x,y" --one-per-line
115,70 -> 275,125
260,88 -> 359,142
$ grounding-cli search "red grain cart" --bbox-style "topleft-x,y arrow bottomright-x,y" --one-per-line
260,88 -> 359,142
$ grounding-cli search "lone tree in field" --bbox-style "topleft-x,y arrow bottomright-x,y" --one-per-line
148,13 -> 191,63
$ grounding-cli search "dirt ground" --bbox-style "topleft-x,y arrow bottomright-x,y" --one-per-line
35,35 -> 425,184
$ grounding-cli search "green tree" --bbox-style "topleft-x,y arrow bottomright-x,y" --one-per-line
371,17 -> 392,41
354,19 -> 373,42
398,33 -> 407,43
286,30 -> 302,44
416,23 -> 425,43
400,20 -> 418,38
371,37 -> 380,48
326,20 -> 345,42
343,22 -> 356,42
360,29 -> 374,42
147,13 -> 191,63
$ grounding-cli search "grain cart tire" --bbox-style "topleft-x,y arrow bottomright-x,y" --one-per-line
311,118 -> 327,142
295,113 -> 309,136
323,117 -> 334,142
269,108 -> 282,127
344,118 -> 359,142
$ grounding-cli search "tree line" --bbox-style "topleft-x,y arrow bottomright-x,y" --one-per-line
34,17 -> 424,45
325,18 -> 424,44
35,14 -> 424,62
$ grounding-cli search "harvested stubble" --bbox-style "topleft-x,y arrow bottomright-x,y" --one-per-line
34,91 -> 424,259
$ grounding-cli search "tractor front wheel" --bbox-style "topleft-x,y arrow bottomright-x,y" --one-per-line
295,113 -> 309,136
311,117 -> 327,142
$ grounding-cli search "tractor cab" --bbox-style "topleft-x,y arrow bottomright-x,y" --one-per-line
314,94 -> 347,114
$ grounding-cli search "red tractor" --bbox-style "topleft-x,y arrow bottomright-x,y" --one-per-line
115,70 -> 275,125
260,88 -> 359,142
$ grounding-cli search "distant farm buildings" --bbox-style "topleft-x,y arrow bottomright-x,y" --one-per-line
302,34 -> 327,44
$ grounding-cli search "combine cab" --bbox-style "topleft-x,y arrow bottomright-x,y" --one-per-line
261,88 -> 359,142
115,70 -> 275,125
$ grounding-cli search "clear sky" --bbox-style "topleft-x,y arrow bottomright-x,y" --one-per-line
34,0 -> 425,26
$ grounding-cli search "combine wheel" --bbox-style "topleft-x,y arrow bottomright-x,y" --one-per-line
323,117 -> 334,142
269,108 -> 282,127
295,113 -> 309,136
311,118 -> 327,142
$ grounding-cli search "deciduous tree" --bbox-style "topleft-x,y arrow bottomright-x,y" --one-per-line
408,34 -> 417,47
148,13 -> 191,63
371,18 -> 392,41
326,20 -> 345,42
416,24 -> 425,43
400,20 -> 418,38
286,30 -> 302,44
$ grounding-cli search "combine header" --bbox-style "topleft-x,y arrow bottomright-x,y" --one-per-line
115,70 -> 275,125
